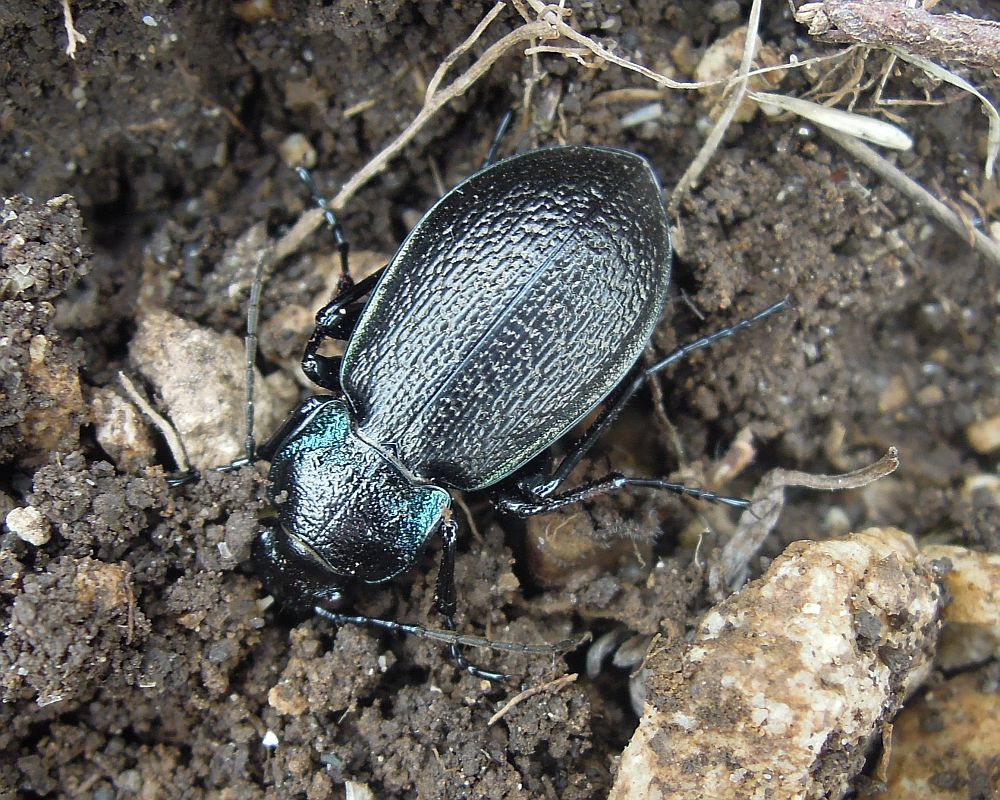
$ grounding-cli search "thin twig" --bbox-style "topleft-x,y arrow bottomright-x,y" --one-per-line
523,0 -> 711,92
425,2 -> 507,100
711,448 -> 900,595
642,347 -> 686,465
329,18 -> 556,211
796,1 -> 1000,71
819,125 -> 1000,267
488,672 -> 578,726
452,493 -> 483,543
117,371 -> 192,475
272,13 -> 556,263
669,0 -> 763,215
269,1 -> 863,267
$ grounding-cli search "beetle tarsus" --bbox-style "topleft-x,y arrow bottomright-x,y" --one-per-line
166,468 -> 200,488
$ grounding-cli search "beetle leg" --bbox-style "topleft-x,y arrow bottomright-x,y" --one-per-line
495,300 -> 791,514
301,304 -> 363,390
512,299 -> 792,499
495,473 -> 750,517
300,269 -> 385,390
433,518 -> 509,682
307,521 -> 511,682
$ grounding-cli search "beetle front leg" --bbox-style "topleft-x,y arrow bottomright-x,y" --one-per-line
433,518 -> 508,683
301,268 -> 384,390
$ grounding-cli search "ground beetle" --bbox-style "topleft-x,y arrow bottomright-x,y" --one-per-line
238,132 -> 788,681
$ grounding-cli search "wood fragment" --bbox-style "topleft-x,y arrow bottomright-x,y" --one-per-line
796,1 -> 1000,72
118,371 -> 192,476
61,0 -> 87,59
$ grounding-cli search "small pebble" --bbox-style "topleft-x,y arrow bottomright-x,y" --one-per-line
915,384 -> 944,407
878,375 -> 909,414
5,506 -> 51,546
708,0 -> 741,23
967,415 -> 1000,454
278,132 -> 317,169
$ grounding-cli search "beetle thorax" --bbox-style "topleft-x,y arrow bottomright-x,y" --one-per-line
268,399 -> 451,584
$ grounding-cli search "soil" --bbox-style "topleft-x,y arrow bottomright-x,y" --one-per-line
1,2 -> 997,798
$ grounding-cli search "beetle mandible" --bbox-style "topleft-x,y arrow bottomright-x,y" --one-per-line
239,135 -> 788,681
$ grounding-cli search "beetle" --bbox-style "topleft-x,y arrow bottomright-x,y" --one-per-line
239,140 -> 787,681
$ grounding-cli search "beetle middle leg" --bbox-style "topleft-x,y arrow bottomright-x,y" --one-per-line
494,298 -> 791,515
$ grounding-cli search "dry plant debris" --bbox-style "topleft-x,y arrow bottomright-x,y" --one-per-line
264,0 -> 998,296
796,1 -> 1000,71
818,126 -> 1000,267
711,448 -> 900,594
60,0 -> 87,60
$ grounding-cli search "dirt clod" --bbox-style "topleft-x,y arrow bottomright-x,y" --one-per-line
0,1 -> 997,797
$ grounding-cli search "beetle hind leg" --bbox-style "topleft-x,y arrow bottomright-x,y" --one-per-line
494,299 -> 792,516
495,473 -> 750,517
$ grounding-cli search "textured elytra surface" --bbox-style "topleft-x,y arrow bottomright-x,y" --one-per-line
4,2 -> 997,796
343,146 -> 672,490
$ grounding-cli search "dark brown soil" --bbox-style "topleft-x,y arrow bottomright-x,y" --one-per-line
1,2 -> 997,798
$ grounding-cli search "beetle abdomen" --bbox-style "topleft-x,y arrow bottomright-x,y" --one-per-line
342,146 -> 671,490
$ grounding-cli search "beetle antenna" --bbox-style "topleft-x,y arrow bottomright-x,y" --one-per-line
238,167 -> 354,467
296,166 -> 350,288
240,246 -> 272,464
314,606 -> 587,655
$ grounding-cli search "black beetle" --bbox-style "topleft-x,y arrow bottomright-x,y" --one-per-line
240,142 -> 787,681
